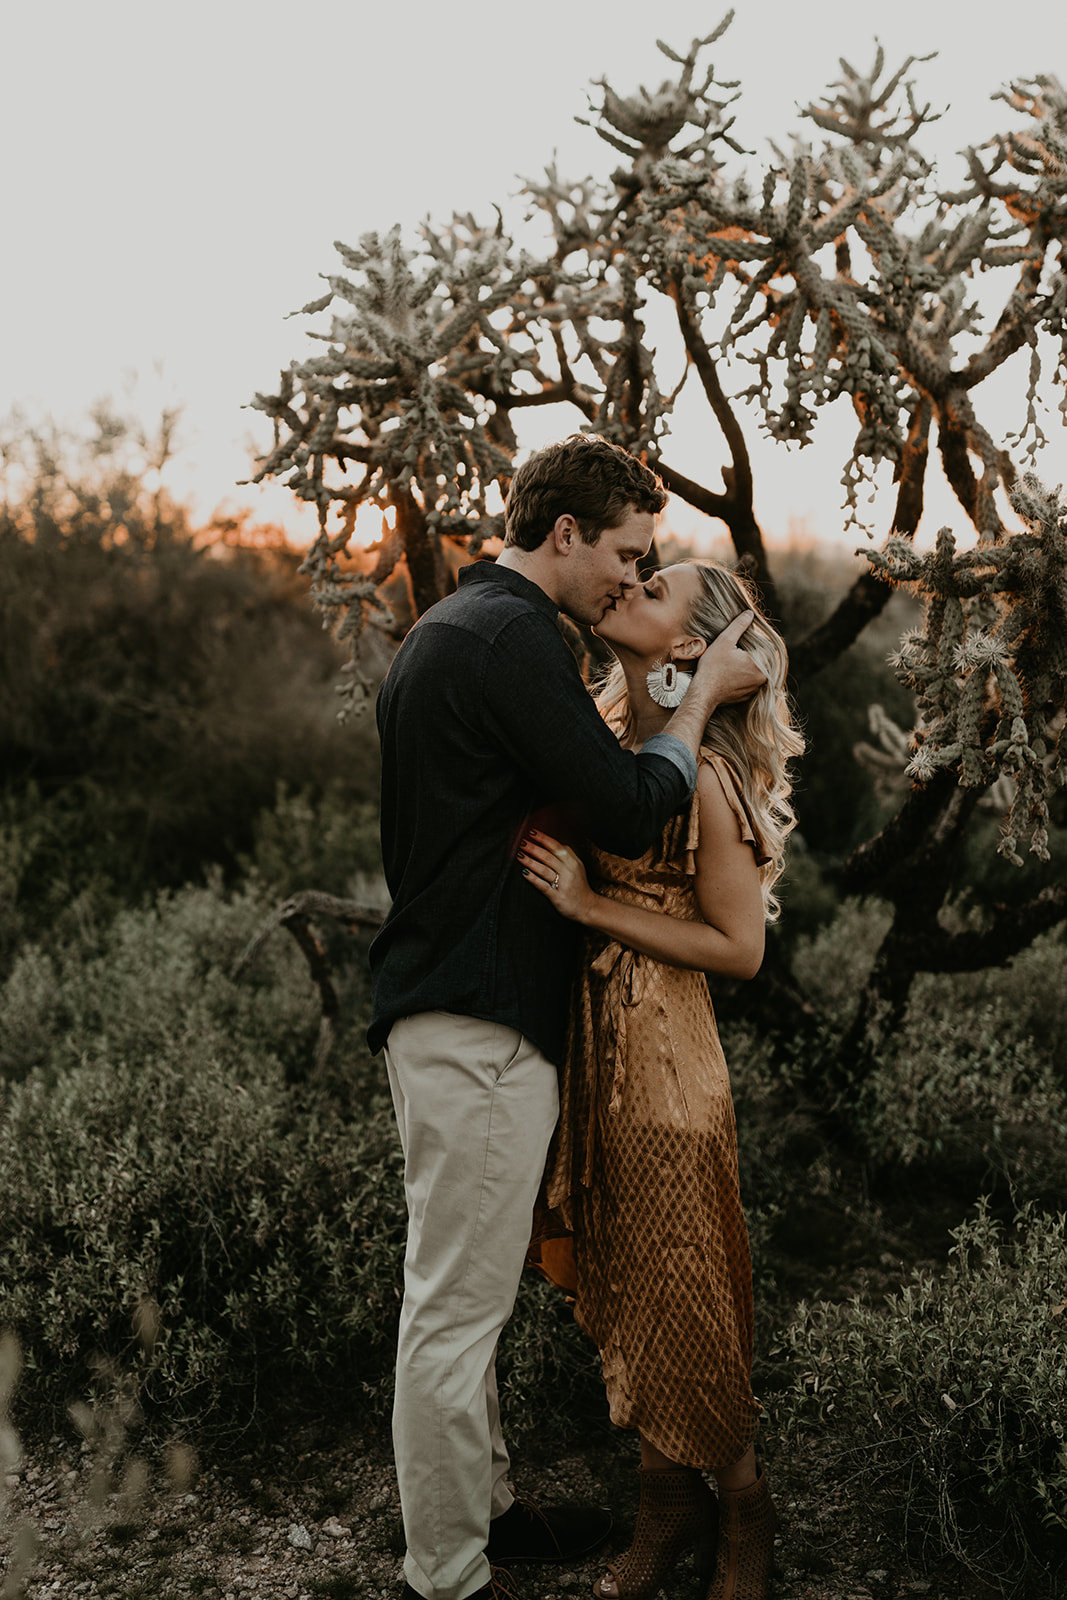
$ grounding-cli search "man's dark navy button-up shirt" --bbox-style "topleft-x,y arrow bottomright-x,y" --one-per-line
368,560 -> 697,1067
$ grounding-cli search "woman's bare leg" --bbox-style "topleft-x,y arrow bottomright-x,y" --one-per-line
638,1436 -> 680,1472
712,1443 -> 758,1493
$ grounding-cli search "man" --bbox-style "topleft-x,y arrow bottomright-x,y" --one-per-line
369,435 -> 765,1600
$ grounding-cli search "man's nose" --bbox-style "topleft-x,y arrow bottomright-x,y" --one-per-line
619,564 -> 639,590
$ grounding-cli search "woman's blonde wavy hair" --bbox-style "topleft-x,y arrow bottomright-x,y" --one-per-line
595,560 -> 804,922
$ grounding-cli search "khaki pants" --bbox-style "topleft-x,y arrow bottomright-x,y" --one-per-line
385,1012 -> 560,1600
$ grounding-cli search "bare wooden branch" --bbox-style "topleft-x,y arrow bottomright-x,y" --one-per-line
839,769 -> 959,894
901,884 -> 1067,973
670,278 -> 754,508
233,891 -> 386,1077
233,891 -> 384,980
466,374 -> 599,421
653,458 -> 733,521
655,458 -> 778,615
394,488 -> 451,618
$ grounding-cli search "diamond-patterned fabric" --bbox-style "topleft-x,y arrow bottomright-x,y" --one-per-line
541,753 -> 763,1470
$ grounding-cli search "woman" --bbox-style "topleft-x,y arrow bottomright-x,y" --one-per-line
519,560 -> 802,1600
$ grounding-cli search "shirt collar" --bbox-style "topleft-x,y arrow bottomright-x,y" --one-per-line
458,559 -> 559,619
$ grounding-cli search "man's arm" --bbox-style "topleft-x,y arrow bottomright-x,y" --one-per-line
482,613 -> 693,857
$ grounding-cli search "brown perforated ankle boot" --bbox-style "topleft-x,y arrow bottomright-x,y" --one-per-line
593,1465 -> 717,1600
704,1469 -> 777,1600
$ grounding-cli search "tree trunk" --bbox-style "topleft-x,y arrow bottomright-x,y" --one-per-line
789,399 -> 931,682
655,460 -> 779,616
394,488 -> 452,617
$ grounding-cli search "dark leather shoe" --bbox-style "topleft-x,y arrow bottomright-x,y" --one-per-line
487,1496 -> 613,1563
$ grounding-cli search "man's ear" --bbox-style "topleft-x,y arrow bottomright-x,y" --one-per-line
672,635 -> 707,662
551,514 -> 579,554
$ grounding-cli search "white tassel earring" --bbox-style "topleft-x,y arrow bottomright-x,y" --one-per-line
646,659 -> 690,708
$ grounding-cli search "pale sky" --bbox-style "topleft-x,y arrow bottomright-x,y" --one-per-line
3,1 -> 1063,553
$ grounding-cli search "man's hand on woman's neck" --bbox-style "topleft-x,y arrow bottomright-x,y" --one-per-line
656,611 -> 766,759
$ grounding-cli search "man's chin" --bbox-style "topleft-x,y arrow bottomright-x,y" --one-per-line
563,597 -> 618,629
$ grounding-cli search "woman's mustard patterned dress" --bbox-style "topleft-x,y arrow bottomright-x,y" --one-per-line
541,751 -> 765,1469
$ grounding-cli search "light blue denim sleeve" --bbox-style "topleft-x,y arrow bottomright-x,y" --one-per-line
641,732 -> 697,795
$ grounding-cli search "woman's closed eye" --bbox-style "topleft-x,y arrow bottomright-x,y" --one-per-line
642,584 -> 659,599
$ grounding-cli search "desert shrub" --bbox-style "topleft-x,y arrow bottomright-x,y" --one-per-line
0,850 -> 602,1443
778,1203 -> 1067,1596
905,929 -> 1067,1067
497,1276 -> 608,1448
0,1043 -> 405,1436
244,783 -> 384,902
855,940 -> 1067,1197
0,766 -> 397,1089
0,785 -> 130,979
788,905 -> 1067,1195
0,1028 -> 617,1448
857,1028 -> 1067,1198
0,869 -> 349,1086
790,896 -> 894,1031
770,836 -> 842,947
0,423 -> 382,952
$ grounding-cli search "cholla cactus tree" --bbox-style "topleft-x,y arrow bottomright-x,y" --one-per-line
252,17 -> 1066,680
822,476 -> 1067,1090
876,475 -> 1067,863
249,18 -> 1067,1099
250,222 -> 553,712
528,26 -> 1067,668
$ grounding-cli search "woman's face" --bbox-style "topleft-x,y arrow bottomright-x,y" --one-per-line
595,563 -> 705,661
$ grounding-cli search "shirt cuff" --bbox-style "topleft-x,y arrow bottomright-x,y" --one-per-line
641,733 -> 698,794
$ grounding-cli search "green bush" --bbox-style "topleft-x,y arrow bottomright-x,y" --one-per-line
0,1042 -> 405,1435
856,996 -> 1067,1197
789,905 -> 1067,1196
0,848 -> 599,1444
906,930 -> 1067,1068
0,766 -> 397,1089
777,1203 -> 1067,1596
0,424 -> 382,958
0,871 -> 341,1085
0,832 -> 398,1430
244,782 -> 383,902
790,895 -> 893,1031
770,836 -> 843,947
496,1276 -> 608,1447
0,1028 -> 616,1445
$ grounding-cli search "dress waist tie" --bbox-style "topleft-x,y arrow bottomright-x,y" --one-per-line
585,940 -> 655,1179
581,883 -> 668,1186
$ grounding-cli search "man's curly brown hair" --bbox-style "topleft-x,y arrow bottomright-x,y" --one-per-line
503,434 -> 667,551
